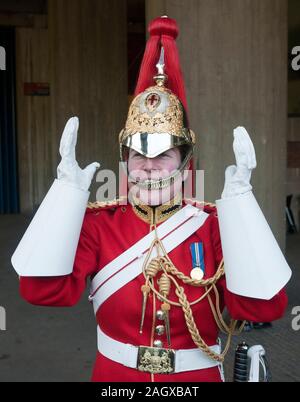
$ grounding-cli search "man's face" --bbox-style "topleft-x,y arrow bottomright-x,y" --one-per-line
127,148 -> 182,206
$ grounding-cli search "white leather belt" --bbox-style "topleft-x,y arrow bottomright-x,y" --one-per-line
97,326 -> 221,374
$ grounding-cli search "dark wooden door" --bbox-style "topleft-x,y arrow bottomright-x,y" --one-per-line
0,27 -> 19,214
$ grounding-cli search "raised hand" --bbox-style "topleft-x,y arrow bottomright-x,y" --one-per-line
221,127 -> 257,199
57,117 -> 100,191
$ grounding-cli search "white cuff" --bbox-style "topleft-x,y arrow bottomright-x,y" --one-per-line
216,191 -> 292,300
11,179 -> 90,277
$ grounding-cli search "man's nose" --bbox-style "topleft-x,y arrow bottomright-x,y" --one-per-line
144,157 -> 154,171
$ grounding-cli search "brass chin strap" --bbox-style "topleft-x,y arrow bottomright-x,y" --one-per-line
129,170 -> 180,191
139,217 -> 245,363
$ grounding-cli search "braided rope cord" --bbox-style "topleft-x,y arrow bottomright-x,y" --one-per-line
139,200 -> 244,362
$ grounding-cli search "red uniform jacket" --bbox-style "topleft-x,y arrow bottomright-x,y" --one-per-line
19,200 -> 287,382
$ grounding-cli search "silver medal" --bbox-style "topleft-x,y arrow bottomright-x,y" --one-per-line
190,268 -> 204,280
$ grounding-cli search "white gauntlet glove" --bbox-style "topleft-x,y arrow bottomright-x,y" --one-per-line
216,126 -> 291,299
12,117 -> 100,277
221,126 -> 256,199
57,117 -> 100,191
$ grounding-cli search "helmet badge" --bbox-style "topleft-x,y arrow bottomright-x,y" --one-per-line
145,93 -> 161,112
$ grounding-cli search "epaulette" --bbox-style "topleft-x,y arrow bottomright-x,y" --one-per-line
184,198 -> 217,216
87,196 -> 127,211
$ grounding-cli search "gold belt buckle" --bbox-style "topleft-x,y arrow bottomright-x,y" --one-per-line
137,346 -> 175,374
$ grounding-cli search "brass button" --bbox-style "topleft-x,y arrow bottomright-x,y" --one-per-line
156,310 -> 165,321
155,325 -> 165,335
153,340 -> 163,348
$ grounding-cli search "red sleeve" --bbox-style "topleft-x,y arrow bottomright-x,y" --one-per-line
210,212 -> 288,322
19,211 -> 99,307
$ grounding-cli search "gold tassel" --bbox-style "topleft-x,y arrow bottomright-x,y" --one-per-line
161,302 -> 171,347
139,258 -> 162,334
139,284 -> 150,333
159,274 -> 172,347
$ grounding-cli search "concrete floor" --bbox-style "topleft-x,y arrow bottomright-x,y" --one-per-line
0,214 -> 299,382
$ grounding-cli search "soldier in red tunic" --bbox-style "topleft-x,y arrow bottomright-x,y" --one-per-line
11,17 -> 291,382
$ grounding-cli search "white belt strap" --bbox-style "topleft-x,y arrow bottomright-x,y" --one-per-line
97,326 -> 221,373
89,205 -> 209,313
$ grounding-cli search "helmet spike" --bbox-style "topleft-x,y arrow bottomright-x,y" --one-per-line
154,47 -> 168,87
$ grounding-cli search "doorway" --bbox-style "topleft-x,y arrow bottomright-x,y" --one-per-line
0,27 -> 19,214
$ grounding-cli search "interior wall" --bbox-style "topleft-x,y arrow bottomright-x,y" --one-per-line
10,0 -> 128,212
15,28 -> 51,212
287,118 -> 300,229
48,0 -> 128,203
288,0 -> 300,231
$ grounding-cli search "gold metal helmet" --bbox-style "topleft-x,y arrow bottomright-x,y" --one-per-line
119,48 -> 195,164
